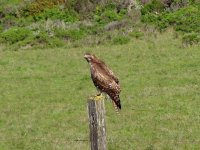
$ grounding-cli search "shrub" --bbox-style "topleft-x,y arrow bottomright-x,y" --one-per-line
158,6 -> 200,32
0,27 -> 31,44
33,7 -> 78,22
81,24 -> 103,35
112,35 -> 130,45
94,3 -> 127,25
55,29 -> 86,41
0,15 -> 18,29
141,0 -> 165,15
129,31 -> 144,39
142,5 -> 200,33
182,33 -> 200,45
17,30 -> 64,48
141,13 -> 159,24
25,0 -> 63,15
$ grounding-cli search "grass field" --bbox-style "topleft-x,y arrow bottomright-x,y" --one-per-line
0,30 -> 200,150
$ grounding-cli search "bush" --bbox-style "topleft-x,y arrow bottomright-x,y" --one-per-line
158,6 -> 200,32
94,3 -> 127,25
13,30 -> 64,49
0,15 -> 18,29
142,5 -> 200,33
141,0 -> 165,15
112,35 -> 130,45
32,31 -> 63,47
182,33 -> 200,45
25,0 -> 65,15
33,7 -> 78,22
0,27 -> 31,44
141,13 -> 159,24
129,31 -> 144,39
55,29 -> 86,41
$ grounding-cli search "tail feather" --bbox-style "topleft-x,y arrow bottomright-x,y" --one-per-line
113,95 -> 121,110
112,95 -> 121,115
112,101 -> 120,115
116,99 -> 121,109
109,93 -> 121,114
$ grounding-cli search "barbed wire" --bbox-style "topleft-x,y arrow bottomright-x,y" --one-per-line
0,137 -> 200,144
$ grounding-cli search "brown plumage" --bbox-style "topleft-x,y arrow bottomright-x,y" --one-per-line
84,53 -> 121,111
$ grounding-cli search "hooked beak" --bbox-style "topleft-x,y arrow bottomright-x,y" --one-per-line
84,55 -> 89,62
84,54 -> 90,59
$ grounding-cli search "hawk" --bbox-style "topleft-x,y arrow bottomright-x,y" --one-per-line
84,53 -> 121,112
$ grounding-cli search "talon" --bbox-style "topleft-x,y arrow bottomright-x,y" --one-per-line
97,93 -> 101,96
93,93 -> 104,101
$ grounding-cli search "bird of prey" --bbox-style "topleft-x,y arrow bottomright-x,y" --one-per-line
84,53 -> 121,112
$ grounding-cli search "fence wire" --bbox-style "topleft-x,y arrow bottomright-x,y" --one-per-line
0,137 -> 200,144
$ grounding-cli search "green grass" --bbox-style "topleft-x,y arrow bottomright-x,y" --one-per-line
0,31 -> 200,149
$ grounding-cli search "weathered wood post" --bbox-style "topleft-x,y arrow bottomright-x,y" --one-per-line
88,98 -> 107,150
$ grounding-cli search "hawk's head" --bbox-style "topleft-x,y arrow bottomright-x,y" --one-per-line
84,53 -> 96,63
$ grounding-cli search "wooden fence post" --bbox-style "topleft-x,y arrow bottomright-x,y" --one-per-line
88,98 -> 107,150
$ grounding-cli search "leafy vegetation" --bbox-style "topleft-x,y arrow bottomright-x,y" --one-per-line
112,35 -> 130,45
0,0 -> 199,49
26,0 -> 59,14
157,5 -> 200,33
0,0 -> 131,49
182,33 -> 200,45
129,30 -> 144,39
141,0 -> 165,15
55,28 -> 86,41
32,7 -> 78,22
141,1 -> 200,45
94,3 -> 127,25
0,27 -> 31,44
